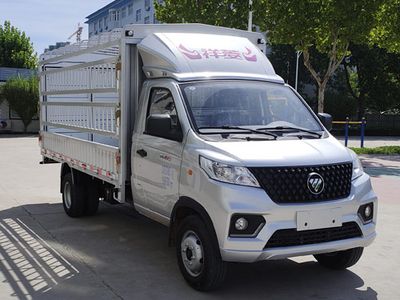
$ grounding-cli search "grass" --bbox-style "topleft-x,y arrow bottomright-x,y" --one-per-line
350,146 -> 400,155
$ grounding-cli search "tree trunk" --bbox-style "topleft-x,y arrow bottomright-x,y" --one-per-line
357,92 -> 366,120
343,61 -> 363,119
23,121 -> 28,133
302,41 -> 349,114
317,84 -> 326,113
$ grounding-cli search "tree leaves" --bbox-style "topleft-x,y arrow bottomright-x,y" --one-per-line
370,0 -> 400,53
154,0 -> 397,112
0,21 -> 37,69
155,0 -> 258,30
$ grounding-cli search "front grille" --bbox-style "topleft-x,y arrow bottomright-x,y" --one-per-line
249,163 -> 352,203
265,222 -> 362,249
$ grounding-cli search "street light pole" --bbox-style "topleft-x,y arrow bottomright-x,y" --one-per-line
295,50 -> 302,91
248,0 -> 253,32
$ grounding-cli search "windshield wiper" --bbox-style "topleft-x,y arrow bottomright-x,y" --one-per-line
257,126 -> 322,138
198,126 -> 278,139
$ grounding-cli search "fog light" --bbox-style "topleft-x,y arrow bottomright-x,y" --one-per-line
229,214 -> 265,237
235,218 -> 248,231
364,205 -> 372,218
125,30 -> 134,37
358,203 -> 374,223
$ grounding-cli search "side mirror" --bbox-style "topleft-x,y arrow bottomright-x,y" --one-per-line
318,113 -> 332,131
146,114 -> 183,141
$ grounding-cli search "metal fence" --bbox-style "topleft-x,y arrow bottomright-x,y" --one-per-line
364,114 -> 400,133
332,114 -> 400,136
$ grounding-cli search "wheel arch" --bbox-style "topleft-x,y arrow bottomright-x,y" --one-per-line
169,196 -> 218,248
60,163 -> 83,193
60,163 -> 72,193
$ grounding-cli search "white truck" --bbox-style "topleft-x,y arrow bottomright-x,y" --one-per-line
39,24 -> 377,291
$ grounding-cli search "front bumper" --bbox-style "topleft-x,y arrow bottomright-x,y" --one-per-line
221,224 -> 376,263
183,171 -> 377,263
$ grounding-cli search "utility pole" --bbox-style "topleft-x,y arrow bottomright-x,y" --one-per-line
248,0 -> 253,32
295,50 -> 302,91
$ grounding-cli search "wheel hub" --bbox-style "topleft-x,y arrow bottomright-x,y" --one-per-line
181,230 -> 204,277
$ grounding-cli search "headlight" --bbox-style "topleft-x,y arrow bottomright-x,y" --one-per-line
199,156 -> 260,187
349,149 -> 364,180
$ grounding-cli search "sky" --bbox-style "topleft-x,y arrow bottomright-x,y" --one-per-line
0,0 -> 113,55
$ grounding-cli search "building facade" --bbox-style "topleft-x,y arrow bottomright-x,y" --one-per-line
86,0 -> 163,38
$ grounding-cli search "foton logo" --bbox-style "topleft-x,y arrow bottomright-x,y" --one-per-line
178,44 -> 257,62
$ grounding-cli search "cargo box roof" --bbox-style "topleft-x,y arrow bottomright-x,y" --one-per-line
39,24 -> 283,83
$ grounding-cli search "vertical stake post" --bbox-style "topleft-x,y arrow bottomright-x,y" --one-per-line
345,117 -> 349,147
360,117 -> 366,148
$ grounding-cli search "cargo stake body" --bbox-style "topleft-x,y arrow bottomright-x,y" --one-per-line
39,24 -> 377,291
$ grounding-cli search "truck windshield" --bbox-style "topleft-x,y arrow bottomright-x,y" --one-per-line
180,81 -> 322,133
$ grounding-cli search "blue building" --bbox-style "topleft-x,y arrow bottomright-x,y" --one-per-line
86,0 -> 163,38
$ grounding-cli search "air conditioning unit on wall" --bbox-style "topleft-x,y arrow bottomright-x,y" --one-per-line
0,119 -> 12,130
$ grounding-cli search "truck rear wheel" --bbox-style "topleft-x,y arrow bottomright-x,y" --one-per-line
176,215 -> 227,291
62,173 -> 85,218
314,247 -> 364,270
84,179 -> 100,216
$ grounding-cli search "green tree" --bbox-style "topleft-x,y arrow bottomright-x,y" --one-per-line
370,0 -> 400,53
2,76 -> 39,132
261,0 -> 383,113
344,44 -> 400,116
0,21 -> 37,69
155,0 -> 265,30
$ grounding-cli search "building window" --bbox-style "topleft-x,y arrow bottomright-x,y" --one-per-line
144,16 -> 150,24
104,16 -> 108,28
145,0 -> 151,11
121,7 -> 126,18
128,3 -> 133,15
94,21 -> 97,31
99,19 -> 103,30
109,10 -> 116,21
136,9 -> 142,22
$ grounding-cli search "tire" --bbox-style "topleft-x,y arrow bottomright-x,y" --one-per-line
176,215 -> 227,291
84,178 -> 100,216
61,172 -> 85,218
314,247 -> 364,270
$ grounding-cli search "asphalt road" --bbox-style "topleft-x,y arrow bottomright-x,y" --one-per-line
0,136 -> 399,300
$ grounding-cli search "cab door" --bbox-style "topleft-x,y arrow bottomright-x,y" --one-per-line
131,83 -> 185,220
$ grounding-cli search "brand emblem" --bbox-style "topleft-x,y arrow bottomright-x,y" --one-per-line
307,172 -> 324,194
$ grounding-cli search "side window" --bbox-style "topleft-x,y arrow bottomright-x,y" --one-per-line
145,88 -> 182,141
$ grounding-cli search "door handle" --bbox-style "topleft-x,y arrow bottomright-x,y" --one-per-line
136,149 -> 147,157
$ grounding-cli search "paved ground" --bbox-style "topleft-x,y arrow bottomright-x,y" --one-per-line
0,136 -> 399,300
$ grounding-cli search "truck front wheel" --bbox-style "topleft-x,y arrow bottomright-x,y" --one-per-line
176,215 -> 227,291
62,172 -> 85,218
314,247 -> 364,270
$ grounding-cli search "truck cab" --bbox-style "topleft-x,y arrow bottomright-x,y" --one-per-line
39,24 -> 377,291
